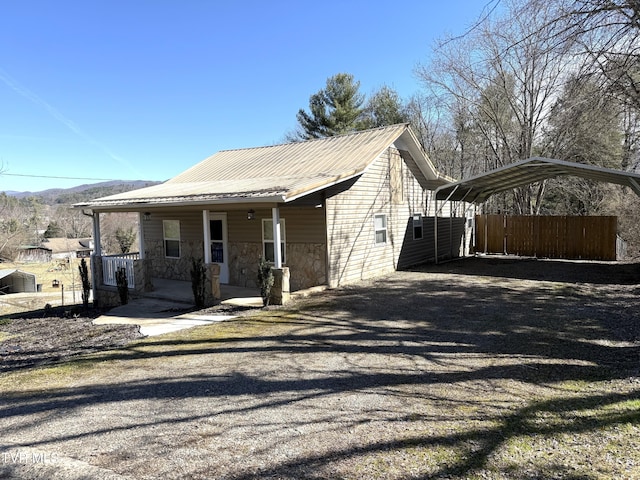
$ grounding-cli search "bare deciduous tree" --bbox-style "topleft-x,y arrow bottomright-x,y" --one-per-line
417,0 -> 575,213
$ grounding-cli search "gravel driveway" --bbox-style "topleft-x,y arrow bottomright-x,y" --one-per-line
1,256 -> 639,479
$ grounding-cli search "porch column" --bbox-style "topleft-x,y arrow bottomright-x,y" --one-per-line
91,211 -> 102,304
202,210 -> 211,263
137,212 -> 145,259
272,207 -> 282,268
92,211 -> 102,257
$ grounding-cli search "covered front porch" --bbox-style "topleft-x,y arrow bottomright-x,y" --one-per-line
88,204 -> 305,309
92,251 -> 275,309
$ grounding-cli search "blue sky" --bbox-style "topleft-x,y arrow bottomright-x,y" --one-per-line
0,1 -> 492,193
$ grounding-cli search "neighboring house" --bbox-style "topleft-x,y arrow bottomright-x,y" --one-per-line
0,269 -> 37,294
76,124 -> 470,307
42,238 -> 93,259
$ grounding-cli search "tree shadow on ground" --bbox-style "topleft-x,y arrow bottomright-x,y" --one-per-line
419,254 -> 640,285
1,257 -> 639,478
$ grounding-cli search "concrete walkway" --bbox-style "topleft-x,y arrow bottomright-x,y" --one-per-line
93,283 -> 264,336
92,281 -> 326,337
92,298 -> 237,336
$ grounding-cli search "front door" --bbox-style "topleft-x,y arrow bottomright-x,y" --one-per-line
209,213 -> 229,283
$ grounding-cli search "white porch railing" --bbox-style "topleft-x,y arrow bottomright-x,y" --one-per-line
102,253 -> 139,288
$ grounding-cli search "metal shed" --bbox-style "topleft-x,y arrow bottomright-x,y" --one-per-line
0,269 -> 37,294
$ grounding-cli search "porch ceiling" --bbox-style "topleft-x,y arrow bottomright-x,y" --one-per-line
435,157 -> 640,203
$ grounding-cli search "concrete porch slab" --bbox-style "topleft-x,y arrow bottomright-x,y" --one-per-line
93,297 -> 236,336
93,283 -> 263,337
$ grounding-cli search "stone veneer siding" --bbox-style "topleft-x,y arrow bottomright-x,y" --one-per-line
228,242 -> 326,291
146,239 -> 204,281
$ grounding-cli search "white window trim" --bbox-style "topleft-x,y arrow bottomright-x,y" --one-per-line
163,219 -> 181,258
262,218 -> 286,263
374,213 -> 387,245
412,213 -> 423,240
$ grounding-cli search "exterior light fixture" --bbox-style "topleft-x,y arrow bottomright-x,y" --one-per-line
143,212 -> 151,222
247,209 -> 255,220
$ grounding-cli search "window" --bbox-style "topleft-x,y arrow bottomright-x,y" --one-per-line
412,213 -> 423,240
374,214 -> 387,245
262,218 -> 286,263
163,220 -> 181,258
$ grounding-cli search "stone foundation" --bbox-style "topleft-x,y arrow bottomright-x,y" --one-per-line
93,286 -> 123,309
146,239 -> 204,281
286,243 -> 326,290
270,267 -> 290,305
228,242 -> 326,291
228,242 -> 262,288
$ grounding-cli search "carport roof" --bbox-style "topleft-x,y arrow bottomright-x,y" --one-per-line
435,157 -> 640,203
0,269 -> 35,280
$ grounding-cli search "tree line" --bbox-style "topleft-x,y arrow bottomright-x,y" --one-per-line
289,0 -> 640,256
0,191 -> 139,262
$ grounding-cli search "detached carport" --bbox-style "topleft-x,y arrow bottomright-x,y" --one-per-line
433,157 -> 640,261
0,269 -> 37,294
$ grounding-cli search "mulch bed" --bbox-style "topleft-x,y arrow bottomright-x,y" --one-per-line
0,307 -> 143,373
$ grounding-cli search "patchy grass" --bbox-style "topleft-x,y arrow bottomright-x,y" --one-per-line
0,258 -> 639,479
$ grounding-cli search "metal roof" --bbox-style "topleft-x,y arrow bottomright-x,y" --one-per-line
435,157 -> 640,203
77,124 -> 451,211
0,269 -> 35,280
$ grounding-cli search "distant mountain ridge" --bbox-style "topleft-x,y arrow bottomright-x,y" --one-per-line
4,180 -> 162,205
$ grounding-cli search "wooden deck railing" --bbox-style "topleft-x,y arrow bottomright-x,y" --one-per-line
102,253 -> 139,287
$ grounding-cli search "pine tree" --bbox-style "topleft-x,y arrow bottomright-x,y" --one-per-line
295,73 -> 365,139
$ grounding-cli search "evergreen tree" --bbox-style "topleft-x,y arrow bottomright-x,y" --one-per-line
360,85 -> 409,129
43,221 -> 64,238
295,73 -> 365,139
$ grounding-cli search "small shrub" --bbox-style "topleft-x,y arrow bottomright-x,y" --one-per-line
190,257 -> 207,308
257,256 -> 274,307
78,258 -> 91,311
115,267 -> 129,305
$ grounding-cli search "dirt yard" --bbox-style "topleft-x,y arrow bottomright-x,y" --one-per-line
0,259 -> 88,316
0,256 -> 639,479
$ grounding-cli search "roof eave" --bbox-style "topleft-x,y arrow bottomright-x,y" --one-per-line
76,194 -> 288,212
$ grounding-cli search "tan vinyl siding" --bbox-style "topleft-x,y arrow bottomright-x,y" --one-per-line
142,210 -> 203,253
326,147 -> 463,286
226,207 -> 325,244
326,149 -> 396,287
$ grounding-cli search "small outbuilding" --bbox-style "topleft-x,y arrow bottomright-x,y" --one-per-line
15,246 -> 52,263
0,269 -> 37,294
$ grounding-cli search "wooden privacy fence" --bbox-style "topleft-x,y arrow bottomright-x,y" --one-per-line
475,215 -> 618,260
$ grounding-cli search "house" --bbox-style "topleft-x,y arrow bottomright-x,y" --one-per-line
42,237 -> 94,260
76,124 -> 470,307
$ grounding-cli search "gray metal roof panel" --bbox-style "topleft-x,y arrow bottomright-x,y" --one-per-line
435,157 -> 640,202
77,124 -> 447,210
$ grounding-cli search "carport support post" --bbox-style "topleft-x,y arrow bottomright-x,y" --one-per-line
434,197 -> 439,264
433,185 -> 461,264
